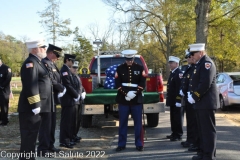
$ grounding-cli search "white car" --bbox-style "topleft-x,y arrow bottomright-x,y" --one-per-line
216,72 -> 240,111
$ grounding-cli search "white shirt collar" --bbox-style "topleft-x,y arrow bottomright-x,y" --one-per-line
171,67 -> 178,73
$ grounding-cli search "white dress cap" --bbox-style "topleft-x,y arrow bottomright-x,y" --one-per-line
168,56 -> 180,63
188,43 -> 205,52
185,49 -> 190,55
121,49 -> 137,58
73,61 -> 79,68
26,39 -> 46,49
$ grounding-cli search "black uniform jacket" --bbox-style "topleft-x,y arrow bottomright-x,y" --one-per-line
188,55 -> 219,110
59,64 -> 79,107
0,64 -> 12,98
18,54 -> 53,113
166,68 -> 183,106
42,57 -> 64,105
115,62 -> 146,105
72,74 -> 85,104
181,64 -> 194,96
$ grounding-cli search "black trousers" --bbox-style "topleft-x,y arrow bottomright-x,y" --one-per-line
170,105 -> 183,137
60,105 -> 74,143
37,111 -> 56,152
195,109 -> 217,160
19,112 -> 41,159
72,103 -> 82,138
185,100 -> 198,145
0,95 -> 9,124
50,110 -> 57,148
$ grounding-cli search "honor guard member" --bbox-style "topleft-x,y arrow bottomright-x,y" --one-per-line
70,61 -> 86,143
18,39 -> 52,160
179,50 -> 199,150
0,58 -> 12,126
166,56 -> 184,141
188,43 -> 218,160
38,44 -> 65,155
115,49 -> 146,152
59,54 -> 80,148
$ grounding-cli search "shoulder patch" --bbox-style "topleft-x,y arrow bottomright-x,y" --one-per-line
205,62 -> 212,70
8,68 -> 11,72
179,73 -> 183,78
62,72 -> 68,76
26,63 -> 33,68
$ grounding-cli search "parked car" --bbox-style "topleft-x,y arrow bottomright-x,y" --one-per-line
216,72 -> 240,111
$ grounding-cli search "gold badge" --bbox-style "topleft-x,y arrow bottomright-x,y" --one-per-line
194,69 -> 196,74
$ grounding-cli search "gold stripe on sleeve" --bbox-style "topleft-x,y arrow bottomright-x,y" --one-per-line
27,94 -> 41,104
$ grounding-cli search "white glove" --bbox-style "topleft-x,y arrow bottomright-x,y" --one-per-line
32,107 -> 41,115
58,92 -> 64,98
126,91 -> 137,99
179,90 -> 184,96
187,94 -> 195,104
58,87 -> 66,98
74,94 -> 81,102
81,92 -> 86,100
175,102 -> 181,107
62,87 -> 66,95
125,96 -> 131,101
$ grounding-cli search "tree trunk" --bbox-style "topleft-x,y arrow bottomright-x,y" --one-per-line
195,0 -> 211,43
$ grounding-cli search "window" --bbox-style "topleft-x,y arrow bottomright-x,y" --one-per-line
216,74 -> 225,84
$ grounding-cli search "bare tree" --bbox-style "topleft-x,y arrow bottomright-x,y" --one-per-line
38,0 -> 72,44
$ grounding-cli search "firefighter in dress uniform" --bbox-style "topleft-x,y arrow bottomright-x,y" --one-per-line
59,54 -> 80,148
115,49 -> 146,152
0,58 -> 12,126
70,61 -> 86,143
166,56 -> 184,141
187,43 -> 218,160
179,50 -> 199,151
18,39 -> 53,160
38,44 -> 65,156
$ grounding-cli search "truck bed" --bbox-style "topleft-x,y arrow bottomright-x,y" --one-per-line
84,88 -> 159,104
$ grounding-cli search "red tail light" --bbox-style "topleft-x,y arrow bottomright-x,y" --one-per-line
228,81 -> 234,93
157,73 -> 164,102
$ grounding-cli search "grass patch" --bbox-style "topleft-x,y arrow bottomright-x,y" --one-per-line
11,77 -> 21,81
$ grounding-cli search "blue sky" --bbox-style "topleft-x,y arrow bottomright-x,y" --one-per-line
0,0 -> 112,45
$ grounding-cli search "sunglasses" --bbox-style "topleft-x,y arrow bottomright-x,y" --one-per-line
189,51 -> 199,56
185,55 -> 192,59
39,45 -> 47,48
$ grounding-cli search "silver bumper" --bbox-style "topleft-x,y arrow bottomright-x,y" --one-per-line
82,102 -> 165,115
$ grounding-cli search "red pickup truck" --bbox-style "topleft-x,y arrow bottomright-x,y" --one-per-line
80,51 -> 165,128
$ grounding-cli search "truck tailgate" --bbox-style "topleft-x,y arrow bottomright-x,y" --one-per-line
84,90 -> 160,104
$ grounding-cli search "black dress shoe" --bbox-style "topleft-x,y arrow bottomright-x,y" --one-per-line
181,141 -> 187,145
136,146 -> 144,151
182,142 -> 191,148
116,146 -> 126,151
188,146 -> 200,152
75,136 -> 82,141
70,141 -> 76,146
0,122 -> 8,126
59,143 -> 73,149
192,155 -> 203,160
71,138 -> 80,143
166,134 -> 173,139
49,147 -> 61,152
170,137 -> 182,141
